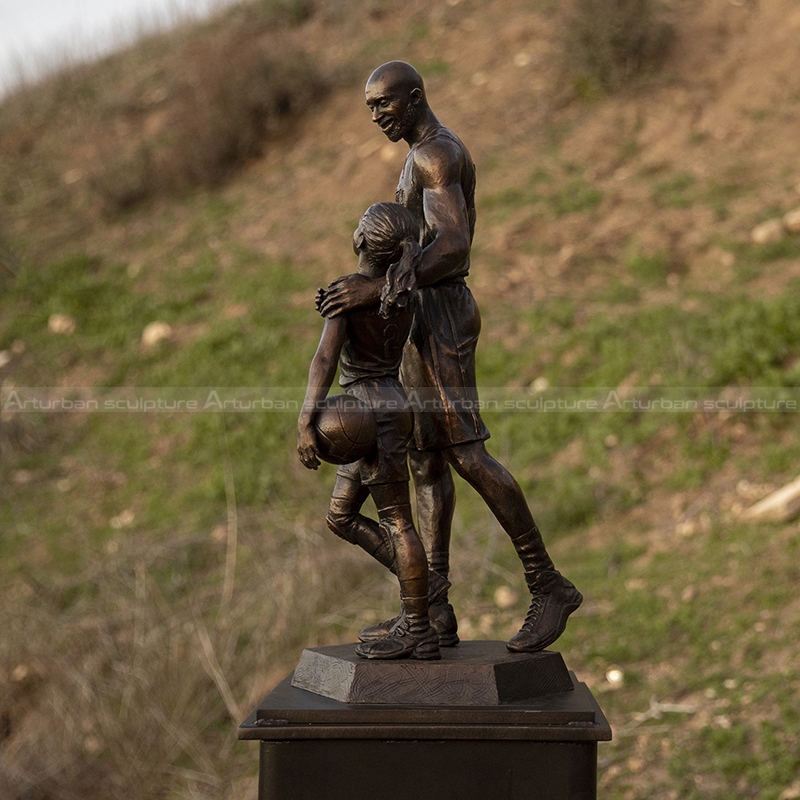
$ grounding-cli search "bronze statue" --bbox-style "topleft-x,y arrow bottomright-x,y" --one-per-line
298,202 -> 440,660
317,61 -> 582,654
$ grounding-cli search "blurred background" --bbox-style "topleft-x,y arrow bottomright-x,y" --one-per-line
1,0 -> 800,798
0,0 -> 221,94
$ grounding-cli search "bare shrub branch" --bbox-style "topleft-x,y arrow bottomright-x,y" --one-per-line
560,0 -> 675,94
88,22 -> 326,212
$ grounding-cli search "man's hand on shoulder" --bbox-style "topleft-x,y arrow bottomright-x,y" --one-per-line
314,287 -> 328,314
317,273 -> 383,317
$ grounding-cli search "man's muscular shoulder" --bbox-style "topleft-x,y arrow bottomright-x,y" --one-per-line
410,131 -> 469,190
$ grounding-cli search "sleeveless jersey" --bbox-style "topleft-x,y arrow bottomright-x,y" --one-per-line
338,305 -> 414,387
395,126 -> 476,280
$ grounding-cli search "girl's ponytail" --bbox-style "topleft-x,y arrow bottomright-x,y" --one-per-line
380,237 -> 421,318
358,202 -> 421,317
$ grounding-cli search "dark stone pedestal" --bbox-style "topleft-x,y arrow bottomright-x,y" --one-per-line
239,641 -> 611,800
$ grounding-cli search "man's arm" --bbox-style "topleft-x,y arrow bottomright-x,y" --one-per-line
400,137 -> 470,288
297,316 -> 346,469
318,139 -> 470,316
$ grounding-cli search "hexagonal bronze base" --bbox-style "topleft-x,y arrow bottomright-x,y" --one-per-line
290,640 -> 574,705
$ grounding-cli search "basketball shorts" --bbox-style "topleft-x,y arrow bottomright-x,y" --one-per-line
400,280 -> 490,452
336,377 -> 412,486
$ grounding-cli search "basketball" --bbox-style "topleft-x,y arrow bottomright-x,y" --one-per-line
314,394 -> 377,465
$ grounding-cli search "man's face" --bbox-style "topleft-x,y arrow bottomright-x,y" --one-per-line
365,79 -> 417,143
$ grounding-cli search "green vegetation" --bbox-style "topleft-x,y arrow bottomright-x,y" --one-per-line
652,172 -> 695,209
550,176 -> 604,216
3,0 -> 800,798
554,519 -> 800,800
9,242 -> 798,799
625,249 -> 670,283
480,168 -> 603,221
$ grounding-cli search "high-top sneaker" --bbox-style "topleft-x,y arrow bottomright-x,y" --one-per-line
358,568 -> 458,646
355,613 -> 441,660
507,570 -> 583,653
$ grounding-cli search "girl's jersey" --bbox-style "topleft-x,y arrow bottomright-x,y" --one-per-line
338,304 -> 413,386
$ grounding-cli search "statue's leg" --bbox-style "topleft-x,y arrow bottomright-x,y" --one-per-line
446,441 -> 582,652
326,474 -> 395,572
408,448 -> 455,595
358,451 -> 460,646
355,482 -> 439,660
407,448 -> 460,646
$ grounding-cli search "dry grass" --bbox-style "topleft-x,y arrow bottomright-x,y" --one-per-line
91,27 -> 325,210
0,486 -> 528,800
0,510 -> 380,800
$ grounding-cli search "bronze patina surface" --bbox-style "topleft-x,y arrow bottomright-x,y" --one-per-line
314,62 -> 582,656
290,641 -> 574,705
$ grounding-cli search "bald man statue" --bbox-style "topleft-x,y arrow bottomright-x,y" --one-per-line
319,61 -> 582,653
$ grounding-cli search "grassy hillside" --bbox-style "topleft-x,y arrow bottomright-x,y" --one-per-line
2,0 -> 800,798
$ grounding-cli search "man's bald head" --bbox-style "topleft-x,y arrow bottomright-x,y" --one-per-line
366,61 -> 426,103
365,62 -> 429,143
